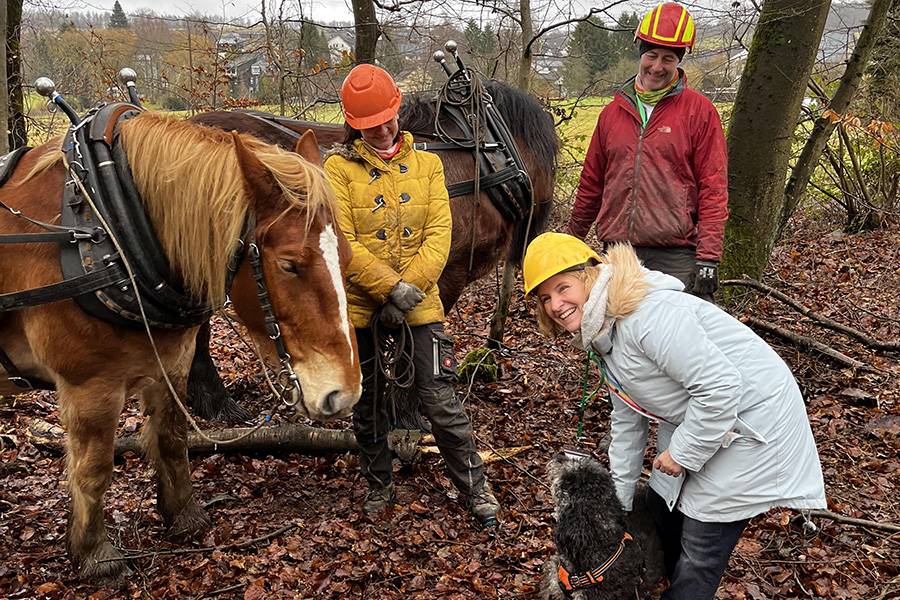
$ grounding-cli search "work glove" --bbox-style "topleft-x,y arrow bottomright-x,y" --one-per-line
691,260 -> 719,297
389,280 -> 425,313
380,302 -> 406,328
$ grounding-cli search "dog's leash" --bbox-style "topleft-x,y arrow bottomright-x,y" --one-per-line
576,350 -> 607,445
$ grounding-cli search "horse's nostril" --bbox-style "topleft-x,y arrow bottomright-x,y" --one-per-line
321,390 -> 342,416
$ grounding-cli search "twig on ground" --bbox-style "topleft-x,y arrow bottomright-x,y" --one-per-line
807,509 -> 900,533
98,521 -> 300,563
741,316 -> 869,370
722,279 -> 900,351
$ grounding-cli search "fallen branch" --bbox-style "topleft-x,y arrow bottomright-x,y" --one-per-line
723,279 -> 900,351
807,509 -> 900,533
99,521 -> 301,563
115,423 -> 360,456
742,316 -> 868,370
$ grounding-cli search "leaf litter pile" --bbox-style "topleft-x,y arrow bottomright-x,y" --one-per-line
0,219 -> 898,599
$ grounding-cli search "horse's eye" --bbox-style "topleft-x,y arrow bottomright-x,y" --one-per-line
276,259 -> 301,275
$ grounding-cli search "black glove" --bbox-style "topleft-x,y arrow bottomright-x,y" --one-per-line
691,260 -> 719,296
380,302 -> 406,328
389,280 -> 425,312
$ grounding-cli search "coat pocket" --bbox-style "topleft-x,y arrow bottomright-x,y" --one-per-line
721,416 -> 769,448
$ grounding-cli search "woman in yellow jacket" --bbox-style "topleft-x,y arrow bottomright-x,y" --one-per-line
324,64 -> 499,527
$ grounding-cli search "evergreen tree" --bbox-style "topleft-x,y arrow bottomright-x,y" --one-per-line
109,1 -> 128,29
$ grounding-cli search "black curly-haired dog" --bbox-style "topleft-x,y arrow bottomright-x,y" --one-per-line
542,451 -> 665,599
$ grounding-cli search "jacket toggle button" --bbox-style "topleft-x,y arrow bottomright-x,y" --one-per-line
372,195 -> 385,212
403,227 -> 412,237
399,192 -> 411,203
399,164 -> 408,173
368,168 -> 381,183
375,229 -> 387,240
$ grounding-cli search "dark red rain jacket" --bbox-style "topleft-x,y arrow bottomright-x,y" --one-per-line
567,72 -> 729,261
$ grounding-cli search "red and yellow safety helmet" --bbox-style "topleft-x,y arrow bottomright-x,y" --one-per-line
635,2 -> 695,51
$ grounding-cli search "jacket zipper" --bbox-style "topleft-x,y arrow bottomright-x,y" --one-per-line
627,109 -> 647,239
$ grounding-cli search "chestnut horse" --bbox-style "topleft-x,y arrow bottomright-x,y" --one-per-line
187,80 -> 559,418
0,113 -> 361,577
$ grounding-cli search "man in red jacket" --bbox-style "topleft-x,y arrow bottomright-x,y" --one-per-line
566,2 -> 728,301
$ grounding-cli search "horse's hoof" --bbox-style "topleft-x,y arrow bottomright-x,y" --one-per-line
76,541 -> 131,581
167,503 -> 212,539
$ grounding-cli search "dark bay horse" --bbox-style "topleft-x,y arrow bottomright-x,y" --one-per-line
187,80 -> 559,418
0,113 -> 361,577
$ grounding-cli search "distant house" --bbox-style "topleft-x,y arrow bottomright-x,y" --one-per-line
328,33 -> 354,63
225,52 -> 268,97
534,56 -> 565,94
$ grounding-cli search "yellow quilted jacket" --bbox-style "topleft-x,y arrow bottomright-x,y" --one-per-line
324,132 -> 451,329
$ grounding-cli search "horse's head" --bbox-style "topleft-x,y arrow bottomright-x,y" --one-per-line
228,130 -> 361,421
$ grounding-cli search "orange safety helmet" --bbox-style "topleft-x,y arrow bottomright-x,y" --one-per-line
635,2 -> 695,51
340,64 -> 402,130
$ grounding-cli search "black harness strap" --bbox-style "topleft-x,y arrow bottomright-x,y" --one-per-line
0,347 -> 54,391
0,263 -> 127,312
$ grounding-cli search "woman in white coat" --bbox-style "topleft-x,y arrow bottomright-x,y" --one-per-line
524,232 -> 826,600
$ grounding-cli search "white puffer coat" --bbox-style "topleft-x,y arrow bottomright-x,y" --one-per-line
580,246 -> 827,522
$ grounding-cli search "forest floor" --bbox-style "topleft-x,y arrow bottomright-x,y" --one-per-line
1,217 -> 898,599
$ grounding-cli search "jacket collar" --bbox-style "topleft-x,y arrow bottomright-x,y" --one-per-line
330,131 -> 415,170
616,68 -> 687,122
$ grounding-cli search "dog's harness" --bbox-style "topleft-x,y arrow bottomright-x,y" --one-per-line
557,531 -> 634,594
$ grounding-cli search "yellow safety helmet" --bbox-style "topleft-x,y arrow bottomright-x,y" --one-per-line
523,232 -> 602,296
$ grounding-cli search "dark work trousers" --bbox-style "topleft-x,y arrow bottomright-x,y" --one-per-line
647,489 -> 750,600
631,245 -> 715,303
352,323 -> 486,495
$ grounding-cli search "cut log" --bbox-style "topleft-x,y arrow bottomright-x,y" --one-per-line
115,423 -> 359,456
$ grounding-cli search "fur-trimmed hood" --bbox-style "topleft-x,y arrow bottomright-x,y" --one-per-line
574,244 -> 683,352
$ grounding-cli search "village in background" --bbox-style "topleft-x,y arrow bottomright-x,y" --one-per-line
17,1 -> 874,118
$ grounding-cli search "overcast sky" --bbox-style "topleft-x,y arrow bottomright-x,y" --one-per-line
31,0 -> 360,24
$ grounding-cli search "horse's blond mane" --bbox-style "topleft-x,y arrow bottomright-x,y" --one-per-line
118,112 -> 334,307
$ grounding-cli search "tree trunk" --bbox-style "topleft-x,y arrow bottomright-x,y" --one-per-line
6,0 -> 25,150
722,0 -> 831,285
779,0 -> 893,240
351,0 -> 379,64
517,0 -> 533,92
1,0 -> 8,156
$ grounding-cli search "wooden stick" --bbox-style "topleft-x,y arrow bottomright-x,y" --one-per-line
722,278 -> 900,351
98,521 -> 300,563
742,315 -> 868,369
807,509 -> 900,533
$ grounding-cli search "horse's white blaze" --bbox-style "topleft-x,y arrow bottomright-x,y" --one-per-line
319,224 -> 354,363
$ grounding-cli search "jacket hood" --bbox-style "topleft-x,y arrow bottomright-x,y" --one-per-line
574,243 -> 649,351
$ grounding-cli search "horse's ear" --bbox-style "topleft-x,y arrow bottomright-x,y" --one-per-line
231,131 -> 280,217
295,130 -> 322,166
